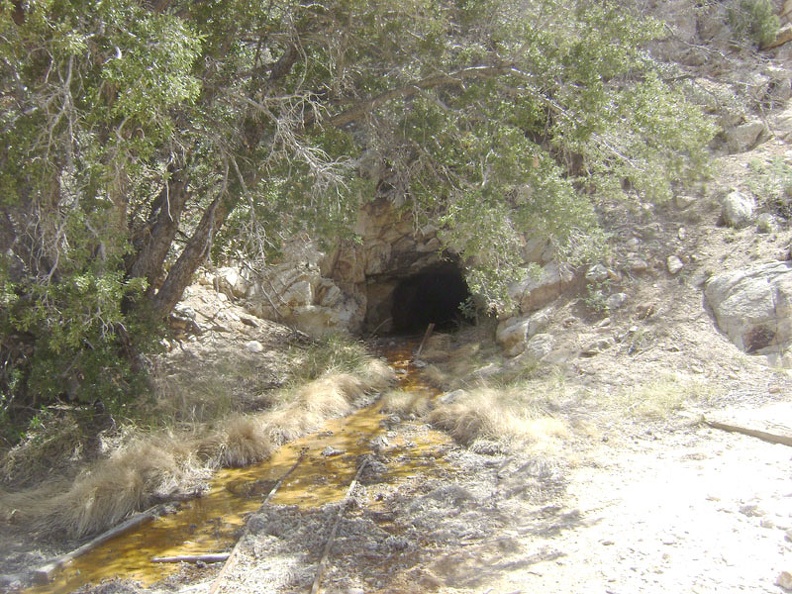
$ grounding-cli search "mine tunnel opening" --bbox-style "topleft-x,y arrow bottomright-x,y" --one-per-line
390,262 -> 474,334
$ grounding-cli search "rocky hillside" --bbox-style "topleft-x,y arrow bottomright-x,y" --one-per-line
198,1 -> 792,375
4,2 -> 792,593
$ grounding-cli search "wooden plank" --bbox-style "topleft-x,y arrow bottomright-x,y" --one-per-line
208,448 -> 306,594
705,403 -> 792,447
415,323 -> 435,358
310,455 -> 370,594
33,504 -> 167,583
152,553 -> 230,564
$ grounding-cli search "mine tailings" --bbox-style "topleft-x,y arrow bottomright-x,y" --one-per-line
24,341 -> 448,594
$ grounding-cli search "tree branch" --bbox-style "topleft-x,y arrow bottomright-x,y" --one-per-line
317,64 -> 513,129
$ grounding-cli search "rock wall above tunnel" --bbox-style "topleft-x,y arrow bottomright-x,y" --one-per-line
321,198 -> 455,333
208,197 -> 561,337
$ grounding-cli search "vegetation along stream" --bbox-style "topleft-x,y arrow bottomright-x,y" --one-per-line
24,341 -> 448,594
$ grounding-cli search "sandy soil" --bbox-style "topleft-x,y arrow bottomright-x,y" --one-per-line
58,389 -> 790,594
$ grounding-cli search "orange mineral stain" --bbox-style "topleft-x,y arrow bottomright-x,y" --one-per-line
25,341 -> 449,594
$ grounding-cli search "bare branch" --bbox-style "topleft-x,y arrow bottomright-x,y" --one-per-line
320,64 -> 513,128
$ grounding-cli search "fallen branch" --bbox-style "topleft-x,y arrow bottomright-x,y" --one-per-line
208,448 -> 307,594
310,455 -> 370,594
415,322 -> 435,358
33,504 -> 168,583
152,553 -> 230,564
705,418 -> 792,447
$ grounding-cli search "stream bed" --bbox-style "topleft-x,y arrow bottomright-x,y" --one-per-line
25,342 -> 449,594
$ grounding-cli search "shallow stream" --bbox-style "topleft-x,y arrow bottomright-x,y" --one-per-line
25,342 -> 448,594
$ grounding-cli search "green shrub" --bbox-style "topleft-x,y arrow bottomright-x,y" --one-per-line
727,0 -> 780,47
747,157 -> 792,219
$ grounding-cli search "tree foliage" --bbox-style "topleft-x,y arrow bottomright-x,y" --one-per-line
0,0 -> 714,426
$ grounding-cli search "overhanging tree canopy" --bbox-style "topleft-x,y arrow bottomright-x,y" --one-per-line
0,0 -> 713,412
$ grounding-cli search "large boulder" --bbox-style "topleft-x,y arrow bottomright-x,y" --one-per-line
510,262 -> 577,314
247,262 -> 364,336
496,309 -> 552,357
704,261 -> 792,356
721,190 -> 756,228
211,266 -> 253,299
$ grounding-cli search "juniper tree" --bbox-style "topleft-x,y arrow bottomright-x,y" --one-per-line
0,0 -> 713,424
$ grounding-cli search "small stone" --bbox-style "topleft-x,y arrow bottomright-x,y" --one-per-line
240,316 -> 258,328
582,337 -> 615,357
244,340 -> 264,353
739,504 -> 764,517
523,333 -> 555,360
439,389 -> 466,404
586,263 -> 610,283
675,194 -> 697,209
757,212 -> 778,233
678,227 -> 687,240
667,256 -> 684,275
721,190 -> 755,228
777,571 -> 792,591
606,293 -> 628,310
321,446 -> 344,457
173,304 -> 196,319
370,435 -> 390,450
629,257 -> 650,274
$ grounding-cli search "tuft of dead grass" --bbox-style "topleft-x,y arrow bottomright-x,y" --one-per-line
209,416 -> 274,468
0,349 -> 396,540
598,373 -> 717,420
357,359 -> 398,392
380,390 -> 432,417
428,388 -> 568,452
2,437 -> 208,538
262,368 -> 394,445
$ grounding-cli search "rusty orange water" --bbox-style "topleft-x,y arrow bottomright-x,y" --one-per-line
25,342 -> 450,594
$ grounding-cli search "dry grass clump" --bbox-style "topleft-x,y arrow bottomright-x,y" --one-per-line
598,373 -> 716,420
357,359 -> 397,393
202,415 -> 274,468
379,389 -> 432,417
0,353 -> 395,539
299,374 -> 363,414
262,367 -> 395,445
1,437 -> 208,538
259,375 -> 357,445
428,388 -> 568,452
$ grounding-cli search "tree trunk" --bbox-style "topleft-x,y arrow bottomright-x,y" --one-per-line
126,170 -> 190,292
149,191 -> 238,318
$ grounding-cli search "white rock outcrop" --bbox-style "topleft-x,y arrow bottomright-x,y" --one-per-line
496,309 -> 553,357
721,190 -> 756,229
704,261 -> 792,356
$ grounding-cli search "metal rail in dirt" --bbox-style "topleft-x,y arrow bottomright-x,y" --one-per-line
310,455 -> 371,594
208,448 -> 308,594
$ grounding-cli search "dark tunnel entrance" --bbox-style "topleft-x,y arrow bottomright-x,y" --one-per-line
390,263 -> 473,334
